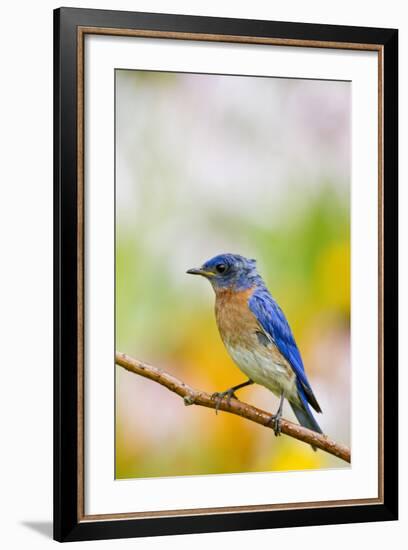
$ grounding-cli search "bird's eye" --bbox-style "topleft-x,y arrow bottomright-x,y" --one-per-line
215,263 -> 227,274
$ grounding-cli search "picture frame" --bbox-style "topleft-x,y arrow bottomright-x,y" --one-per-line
53,7 -> 398,542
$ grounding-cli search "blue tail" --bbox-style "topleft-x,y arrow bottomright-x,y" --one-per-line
290,385 -> 322,451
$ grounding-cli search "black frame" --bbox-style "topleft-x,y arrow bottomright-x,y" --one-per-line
54,7 -> 398,542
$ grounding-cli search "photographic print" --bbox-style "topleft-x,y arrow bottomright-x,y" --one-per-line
115,69 -> 351,479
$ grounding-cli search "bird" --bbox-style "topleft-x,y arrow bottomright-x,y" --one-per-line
187,253 -> 323,446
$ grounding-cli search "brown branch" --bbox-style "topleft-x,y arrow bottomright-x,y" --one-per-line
116,351 -> 350,464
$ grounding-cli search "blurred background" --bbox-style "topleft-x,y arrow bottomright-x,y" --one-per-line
115,69 -> 350,479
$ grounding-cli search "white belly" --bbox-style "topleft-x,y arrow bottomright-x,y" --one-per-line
225,343 -> 297,400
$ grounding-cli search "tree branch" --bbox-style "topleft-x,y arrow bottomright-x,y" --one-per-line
116,351 -> 350,464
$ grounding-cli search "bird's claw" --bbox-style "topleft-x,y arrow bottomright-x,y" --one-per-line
266,414 -> 282,437
274,415 -> 282,437
183,394 -> 196,406
211,389 -> 238,414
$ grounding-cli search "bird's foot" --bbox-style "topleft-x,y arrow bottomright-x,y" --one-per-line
266,414 -> 282,437
183,394 -> 196,406
211,388 -> 238,414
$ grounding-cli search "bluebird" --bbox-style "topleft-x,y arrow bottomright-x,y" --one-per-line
187,253 -> 322,445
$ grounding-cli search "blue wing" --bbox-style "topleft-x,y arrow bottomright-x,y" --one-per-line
249,286 -> 321,413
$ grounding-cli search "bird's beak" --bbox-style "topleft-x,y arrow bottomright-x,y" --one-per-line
186,267 -> 215,278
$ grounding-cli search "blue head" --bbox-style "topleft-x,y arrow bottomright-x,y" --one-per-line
187,253 -> 262,291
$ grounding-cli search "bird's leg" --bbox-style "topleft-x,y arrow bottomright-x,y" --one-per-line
266,393 -> 285,436
212,379 -> 253,414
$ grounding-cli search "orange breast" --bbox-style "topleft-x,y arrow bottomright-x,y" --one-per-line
214,287 -> 259,347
